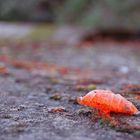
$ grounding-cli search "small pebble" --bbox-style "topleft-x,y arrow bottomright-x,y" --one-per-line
119,66 -> 129,74
17,105 -> 27,111
48,106 -> 66,113
77,108 -> 91,116
50,94 -> 62,100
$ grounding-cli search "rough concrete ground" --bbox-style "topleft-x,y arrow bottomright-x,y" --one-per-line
0,41 -> 140,140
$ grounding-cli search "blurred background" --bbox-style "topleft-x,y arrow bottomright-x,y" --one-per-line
0,0 -> 140,29
0,0 -> 140,43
